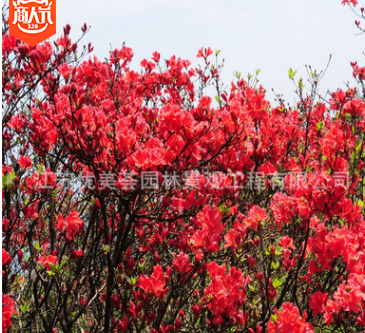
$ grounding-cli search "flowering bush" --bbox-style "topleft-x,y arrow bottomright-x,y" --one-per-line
2,3 -> 365,332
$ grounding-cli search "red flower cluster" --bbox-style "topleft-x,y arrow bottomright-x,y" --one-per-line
137,265 -> 169,298
56,211 -> 84,241
38,250 -> 59,271
342,0 -> 358,6
203,262 -> 248,326
2,295 -> 17,332
268,302 -> 314,332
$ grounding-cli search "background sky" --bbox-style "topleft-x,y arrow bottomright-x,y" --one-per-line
6,0 -> 364,104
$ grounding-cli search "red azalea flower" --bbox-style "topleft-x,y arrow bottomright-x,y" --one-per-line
2,294 -> 17,332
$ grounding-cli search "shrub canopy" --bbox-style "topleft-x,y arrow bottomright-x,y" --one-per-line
2,3 -> 365,332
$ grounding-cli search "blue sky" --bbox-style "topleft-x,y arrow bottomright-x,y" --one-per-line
7,0 -> 364,103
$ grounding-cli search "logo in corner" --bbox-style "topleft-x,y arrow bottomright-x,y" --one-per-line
9,0 -> 56,46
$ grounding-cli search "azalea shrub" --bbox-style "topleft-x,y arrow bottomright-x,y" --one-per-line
2,2 -> 365,333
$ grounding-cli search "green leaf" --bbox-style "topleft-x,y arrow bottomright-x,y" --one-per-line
2,172 -> 16,190
271,314 -> 278,323
317,120 -> 324,130
59,260 -> 67,271
288,68 -> 297,79
271,261 -> 280,270
139,261 -> 146,272
218,204 -> 229,214
103,245 -> 110,254
356,141 -> 363,154
2,175 -> 8,189
20,302 -> 29,314
298,78 -> 305,89
272,275 -> 286,289
46,270 -> 55,276
49,263 -> 56,273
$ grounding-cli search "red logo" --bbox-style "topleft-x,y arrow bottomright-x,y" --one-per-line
9,0 -> 56,46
